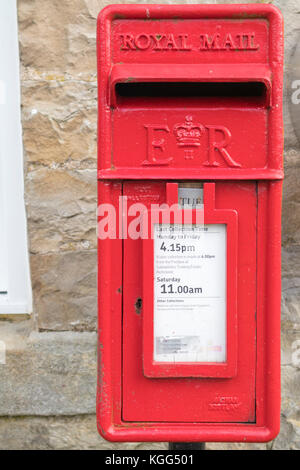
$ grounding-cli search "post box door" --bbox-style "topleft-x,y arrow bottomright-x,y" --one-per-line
122,180 -> 257,423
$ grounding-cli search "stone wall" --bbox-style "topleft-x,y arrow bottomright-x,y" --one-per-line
0,0 -> 298,450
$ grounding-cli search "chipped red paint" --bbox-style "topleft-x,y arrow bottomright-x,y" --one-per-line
97,4 -> 283,442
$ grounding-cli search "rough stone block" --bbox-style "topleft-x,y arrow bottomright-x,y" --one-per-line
0,415 -> 168,450
26,168 -> 97,254
0,327 -> 97,415
30,250 -> 97,331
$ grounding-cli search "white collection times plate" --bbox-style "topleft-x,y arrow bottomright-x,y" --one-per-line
154,223 -> 227,364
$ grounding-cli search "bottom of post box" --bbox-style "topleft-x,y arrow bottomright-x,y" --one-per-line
97,421 -> 280,444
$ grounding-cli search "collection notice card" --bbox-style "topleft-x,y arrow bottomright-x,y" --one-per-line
154,223 -> 227,363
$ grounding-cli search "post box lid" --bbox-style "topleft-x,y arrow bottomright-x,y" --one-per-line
97,4 -> 283,181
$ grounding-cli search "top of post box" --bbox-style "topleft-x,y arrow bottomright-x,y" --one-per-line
97,4 -> 284,181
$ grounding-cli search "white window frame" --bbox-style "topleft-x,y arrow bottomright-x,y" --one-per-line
0,0 -> 32,314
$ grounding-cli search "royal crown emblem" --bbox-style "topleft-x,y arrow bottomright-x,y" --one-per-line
173,115 -> 204,147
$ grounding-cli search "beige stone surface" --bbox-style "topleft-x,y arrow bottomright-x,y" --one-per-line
282,151 -> 300,247
0,0 -> 293,450
26,168 -> 97,255
31,250 -> 97,331
0,415 -> 168,450
22,80 -> 97,169
0,326 -> 97,415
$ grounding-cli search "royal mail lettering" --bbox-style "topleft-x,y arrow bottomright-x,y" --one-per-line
199,33 -> 259,51
119,32 -> 259,52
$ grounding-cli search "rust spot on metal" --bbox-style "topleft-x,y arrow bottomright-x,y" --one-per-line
113,14 -> 126,20
135,297 -> 142,315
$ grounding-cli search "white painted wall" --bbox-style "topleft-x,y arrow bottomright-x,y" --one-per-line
0,0 -> 32,314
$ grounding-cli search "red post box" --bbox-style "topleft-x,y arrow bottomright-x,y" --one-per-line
97,4 -> 284,443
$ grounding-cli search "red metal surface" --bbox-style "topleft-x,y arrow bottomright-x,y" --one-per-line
122,181 -> 256,425
97,4 -> 283,442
